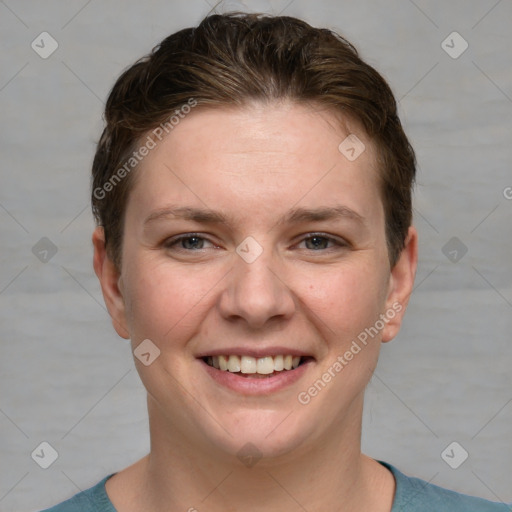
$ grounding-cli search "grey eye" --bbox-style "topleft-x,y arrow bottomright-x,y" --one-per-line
304,236 -> 331,250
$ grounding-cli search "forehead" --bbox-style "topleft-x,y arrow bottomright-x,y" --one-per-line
126,101 -> 383,227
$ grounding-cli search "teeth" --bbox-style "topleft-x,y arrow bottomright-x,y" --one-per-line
241,356 -> 256,374
256,356 -> 274,374
218,355 -> 228,371
206,354 -> 305,374
228,355 -> 241,372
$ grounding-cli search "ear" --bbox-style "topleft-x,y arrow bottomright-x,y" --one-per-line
92,226 -> 130,339
381,226 -> 418,343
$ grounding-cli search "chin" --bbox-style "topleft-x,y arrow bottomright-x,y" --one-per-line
197,408 -> 314,463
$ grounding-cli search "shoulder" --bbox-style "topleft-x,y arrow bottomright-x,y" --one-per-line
39,474 -> 116,512
381,462 -> 511,512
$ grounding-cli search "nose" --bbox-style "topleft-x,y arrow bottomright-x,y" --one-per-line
217,249 -> 296,329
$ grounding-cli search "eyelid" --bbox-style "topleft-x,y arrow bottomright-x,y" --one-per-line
294,232 -> 350,250
300,232 -> 348,243
163,233 -> 217,249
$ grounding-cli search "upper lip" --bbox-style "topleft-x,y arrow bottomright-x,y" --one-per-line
196,347 -> 314,359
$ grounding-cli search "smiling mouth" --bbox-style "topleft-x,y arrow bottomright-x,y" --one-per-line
202,355 -> 312,378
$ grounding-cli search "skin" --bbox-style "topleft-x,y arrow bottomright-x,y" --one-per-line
93,100 -> 417,511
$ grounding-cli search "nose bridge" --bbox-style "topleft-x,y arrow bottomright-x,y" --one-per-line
218,242 -> 295,328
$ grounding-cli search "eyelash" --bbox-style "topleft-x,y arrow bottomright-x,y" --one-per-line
163,233 -> 216,251
299,233 -> 348,251
163,233 -> 348,252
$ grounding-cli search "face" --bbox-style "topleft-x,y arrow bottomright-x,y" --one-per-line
94,101 -> 417,462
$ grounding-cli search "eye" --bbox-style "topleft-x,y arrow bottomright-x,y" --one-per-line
164,234 -> 215,251
298,233 -> 347,251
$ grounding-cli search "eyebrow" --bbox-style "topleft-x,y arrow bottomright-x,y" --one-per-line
143,205 -> 366,229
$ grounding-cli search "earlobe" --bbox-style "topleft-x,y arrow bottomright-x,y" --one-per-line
381,226 -> 418,343
92,227 -> 130,339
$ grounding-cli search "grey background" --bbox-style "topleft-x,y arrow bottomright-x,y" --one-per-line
0,0 -> 511,510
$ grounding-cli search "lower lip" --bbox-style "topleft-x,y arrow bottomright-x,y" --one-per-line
200,359 -> 313,395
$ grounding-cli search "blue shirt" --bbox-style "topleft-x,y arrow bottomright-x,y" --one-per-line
41,462 -> 510,511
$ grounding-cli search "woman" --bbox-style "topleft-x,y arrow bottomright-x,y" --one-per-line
43,12 -> 509,511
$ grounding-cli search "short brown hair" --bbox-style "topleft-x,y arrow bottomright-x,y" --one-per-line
91,12 -> 416,268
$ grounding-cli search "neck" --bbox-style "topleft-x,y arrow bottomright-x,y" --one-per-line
130,393 -> 394,512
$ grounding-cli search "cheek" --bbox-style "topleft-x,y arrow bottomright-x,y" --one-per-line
302,262 -> 387,336
122,258 -> 217,345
